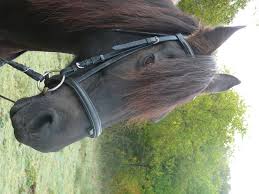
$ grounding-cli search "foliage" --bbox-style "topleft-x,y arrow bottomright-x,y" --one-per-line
97,91 -> 247,193
178,0 -> 250,25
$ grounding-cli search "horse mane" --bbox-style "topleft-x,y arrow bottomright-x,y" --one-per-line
120,56 -> 216,121
29,0 -> 200,34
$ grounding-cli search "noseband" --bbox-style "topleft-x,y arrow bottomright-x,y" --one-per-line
0,30 -> 194,138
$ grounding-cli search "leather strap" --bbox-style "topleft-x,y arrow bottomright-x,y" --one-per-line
0,57 -> 45,81
64,78 -> 102,138
0,94 -> 15,103
0,57 -> 46,104
61,42 -> 154,78
60,34 -> 191,79
112,29 -> 170,36
77,44 -> 152,83
61,46 -> 142,77
176,34 -> 194,56
112,35 -> 178,50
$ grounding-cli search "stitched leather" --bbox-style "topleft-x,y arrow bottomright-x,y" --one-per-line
77,44 -> 152,83
64,78 -> 102,138
176,34 -> 194,56
0,57 -> 45,81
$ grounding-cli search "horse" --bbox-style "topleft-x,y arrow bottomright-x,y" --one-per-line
1,0 -> 242,152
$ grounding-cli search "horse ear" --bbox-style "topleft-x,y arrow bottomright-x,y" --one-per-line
204,74 -> 241,93
188,26 -> 245,55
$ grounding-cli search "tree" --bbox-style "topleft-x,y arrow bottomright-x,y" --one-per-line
97,91 -> 247,193
178,0 -> 249,25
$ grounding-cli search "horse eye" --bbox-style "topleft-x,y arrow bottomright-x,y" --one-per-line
143,54 -> 155,66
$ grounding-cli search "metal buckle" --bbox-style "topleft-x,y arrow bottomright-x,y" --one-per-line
37,71 -> 50,93
37,70 -> 66,93
76,62 -> 85,69
100,55 -> 105,61
153,36 -> 160,44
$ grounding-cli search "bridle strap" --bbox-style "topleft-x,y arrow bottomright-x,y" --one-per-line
112,35 -> 178,50
60,44 -> 150,77
0,94 -> 15,104
112,29 -> 171,36
61,33 -> 194,80
0,57 -> 45,82
77,44 -> 153,83
176,33 -> 194,56
63,78 -> 102,138
0,57 -> 46,104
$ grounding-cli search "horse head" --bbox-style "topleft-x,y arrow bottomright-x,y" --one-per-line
9,26 -> 242,152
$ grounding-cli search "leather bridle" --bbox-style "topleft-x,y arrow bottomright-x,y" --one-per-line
0,30 -> 194,138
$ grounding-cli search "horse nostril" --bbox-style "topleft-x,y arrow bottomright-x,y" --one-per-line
35,114 -> 53,128
29,111 -> 56,132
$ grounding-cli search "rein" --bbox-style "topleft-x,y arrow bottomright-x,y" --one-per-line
0,30 -> 194,138
0,57 -> 45,104
0,94 -> 15,103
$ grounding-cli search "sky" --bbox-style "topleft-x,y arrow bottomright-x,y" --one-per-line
216,0 -> 259,193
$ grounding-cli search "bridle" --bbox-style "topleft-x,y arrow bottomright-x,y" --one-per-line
0,30 -> 194,138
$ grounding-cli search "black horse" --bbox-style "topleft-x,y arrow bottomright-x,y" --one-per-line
1,0 -> 241,152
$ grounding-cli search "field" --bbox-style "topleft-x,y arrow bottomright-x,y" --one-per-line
0,52 -> 101,194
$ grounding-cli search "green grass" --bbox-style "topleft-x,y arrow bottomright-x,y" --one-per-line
0,52 -> 101,194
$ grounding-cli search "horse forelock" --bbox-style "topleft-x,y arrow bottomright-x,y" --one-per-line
118,56 -> 216,121
29,0 -> 200,34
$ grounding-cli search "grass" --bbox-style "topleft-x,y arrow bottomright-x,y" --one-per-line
0,52 -> 101,194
